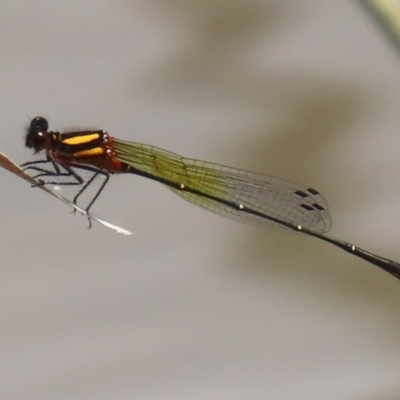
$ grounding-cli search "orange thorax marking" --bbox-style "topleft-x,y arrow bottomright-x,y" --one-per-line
61,133 -> 101,145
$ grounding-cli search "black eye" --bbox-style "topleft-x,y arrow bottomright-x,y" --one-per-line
25,116 -> 50,151
29,116 -> 48,132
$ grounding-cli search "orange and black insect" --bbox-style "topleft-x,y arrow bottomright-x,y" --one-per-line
22,116 -> 400,280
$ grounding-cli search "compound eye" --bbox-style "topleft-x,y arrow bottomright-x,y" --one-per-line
30,116 -> 48,132
25,116 -> 50,151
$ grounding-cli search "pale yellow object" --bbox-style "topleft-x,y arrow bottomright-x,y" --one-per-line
363,0 -> 400,40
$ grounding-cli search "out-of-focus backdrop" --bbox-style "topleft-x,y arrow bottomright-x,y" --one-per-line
1,1 -> 400,399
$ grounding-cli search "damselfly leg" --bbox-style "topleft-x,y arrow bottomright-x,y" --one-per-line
21,157 -> 110,226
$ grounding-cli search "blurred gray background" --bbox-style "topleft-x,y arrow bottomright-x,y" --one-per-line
1,1 -> 400,399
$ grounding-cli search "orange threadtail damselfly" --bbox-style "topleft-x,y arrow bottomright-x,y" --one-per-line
21,116 -> 400,280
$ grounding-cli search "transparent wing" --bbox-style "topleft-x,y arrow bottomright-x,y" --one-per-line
113,139 -> 332,234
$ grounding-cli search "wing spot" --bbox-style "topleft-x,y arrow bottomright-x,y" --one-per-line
312,203 -> 325,211
294,190 -> 307,198
307,188 -> 319,195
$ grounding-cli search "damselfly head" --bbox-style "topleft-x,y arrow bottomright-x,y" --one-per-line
25,116 -> 50,153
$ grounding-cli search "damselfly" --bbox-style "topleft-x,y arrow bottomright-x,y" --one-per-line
22,117 -> 400,280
